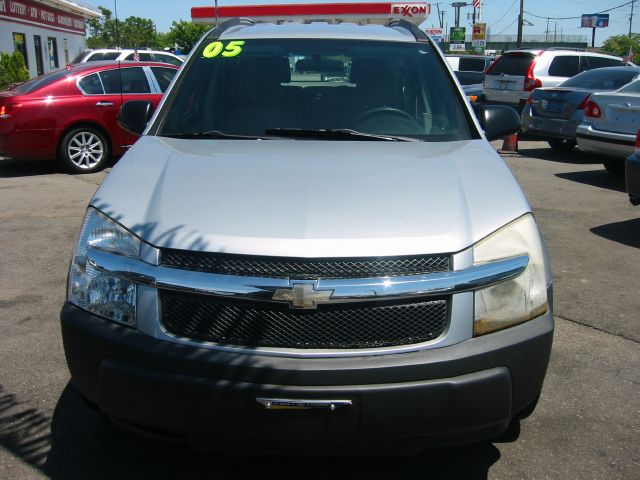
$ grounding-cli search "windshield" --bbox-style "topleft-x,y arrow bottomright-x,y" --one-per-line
560,68 -> 639,90
158,38 -> 472,142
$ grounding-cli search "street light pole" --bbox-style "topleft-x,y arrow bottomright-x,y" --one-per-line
630,0 -> 635,38
516,0 -> 524,48
114,0 -> 120,49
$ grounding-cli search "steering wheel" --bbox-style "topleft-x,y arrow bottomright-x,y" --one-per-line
354,107 -> 416,125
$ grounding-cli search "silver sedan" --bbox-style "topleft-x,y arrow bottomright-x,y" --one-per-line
577,78 -> 640,175
522,66 -> 640,151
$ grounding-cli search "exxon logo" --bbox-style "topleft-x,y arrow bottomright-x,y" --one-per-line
391,3 -> 429,17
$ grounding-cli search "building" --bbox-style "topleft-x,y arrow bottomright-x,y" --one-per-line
0,0 -> 100,78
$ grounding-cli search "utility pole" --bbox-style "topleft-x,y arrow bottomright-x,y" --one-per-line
440,10 -> 446,29
472,7 -> 476,25
545,17 -> 549,43
630,0 -> 635,38
114,0 -> 120,49
516,0 -> 524,48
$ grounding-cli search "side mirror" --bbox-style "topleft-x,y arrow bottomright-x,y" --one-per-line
473,104 -> 521,141
117,100 -> 155,136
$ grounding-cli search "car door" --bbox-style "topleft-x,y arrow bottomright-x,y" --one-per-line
112,66 -> 160,148
76,70 -> 123,146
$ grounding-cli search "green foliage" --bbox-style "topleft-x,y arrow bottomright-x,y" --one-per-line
166,20 -> 210,53
602,34 -> 640,58
0,51 -> 30,91
86,6 -> 161,49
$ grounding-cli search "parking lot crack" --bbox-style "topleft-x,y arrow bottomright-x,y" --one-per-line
554,314 -> 640,344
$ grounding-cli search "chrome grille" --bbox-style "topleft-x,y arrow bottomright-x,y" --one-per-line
161,292 -> 449,349
160,250 -> 451,279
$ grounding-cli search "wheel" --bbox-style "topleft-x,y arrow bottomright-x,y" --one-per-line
603,158 -> 625,176
548,138 -> 576,151
59,127 -> 110,173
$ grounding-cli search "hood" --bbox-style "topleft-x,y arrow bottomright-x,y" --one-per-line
91,136 -> 530,257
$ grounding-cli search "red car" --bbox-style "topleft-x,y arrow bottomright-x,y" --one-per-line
0,61 -> 179,173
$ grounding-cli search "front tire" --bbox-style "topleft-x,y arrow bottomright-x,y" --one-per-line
603,158 -> 624,176
59,127 -> 110,173
548,138 -> 576,151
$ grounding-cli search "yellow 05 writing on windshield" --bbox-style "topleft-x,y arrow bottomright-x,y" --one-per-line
202,40 -> 245,58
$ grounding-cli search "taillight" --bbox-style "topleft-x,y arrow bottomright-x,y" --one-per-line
524,60 -> 541,91
577,95 -> 591,110
635,130 -> 640,150
0,104 -> 12,119
584,101 -> 602,118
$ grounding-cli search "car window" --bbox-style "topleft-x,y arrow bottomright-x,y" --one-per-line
458,57 -> 486,72
78,73 -> 105,94
159,38 -> 473,141
86,52 -> 120,62
70,50 -> 90,64
487,53 -> 535,76
154,53 -> 183,66
99,69 -> 122,94
617,79 -> 640,93
120,67 -> 151,94
151,66 -> 177,92
124,52 -> 154,61
548,56 -> 579,77
560,68 -> 638,90
584,56 -> 625,69
455,71 -> 484,85
12,69 -> 70,93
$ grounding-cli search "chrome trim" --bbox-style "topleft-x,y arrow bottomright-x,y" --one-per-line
87,247 -> 528,305
256,398 -> 353,411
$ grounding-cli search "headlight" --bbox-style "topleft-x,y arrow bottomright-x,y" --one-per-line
68,207 -> 140,326
473,214 -> 551,336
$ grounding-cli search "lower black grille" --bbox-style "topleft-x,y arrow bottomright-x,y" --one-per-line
161,292 -> 449,349
160,249 -> 451,279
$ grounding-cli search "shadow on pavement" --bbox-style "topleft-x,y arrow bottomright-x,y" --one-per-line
518,146 -> 600,165
591,218 -> 640,249
0,157 -> 116,178
555,170 -> 626,193
1,382 -> 509,479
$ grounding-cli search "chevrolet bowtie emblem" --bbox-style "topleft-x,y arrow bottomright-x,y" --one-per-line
272,282 -> 334,309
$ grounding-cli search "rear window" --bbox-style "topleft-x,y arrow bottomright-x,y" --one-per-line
487,53 -> 534,76
86,52 -> 120,62
458,57 -> 487,72
617,78 -> 640,93
584,56 -> 624,69
560,68 -> 638,90
12,69 -> 69,93
455,71 -> 484,85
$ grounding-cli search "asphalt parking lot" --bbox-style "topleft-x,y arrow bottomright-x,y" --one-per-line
0,141 -> 638,479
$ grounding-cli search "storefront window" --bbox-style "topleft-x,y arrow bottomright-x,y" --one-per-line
48,37 -> 59,69
13,33 -> 28,69
34,36 -> 44,76
64,39 -> 70,65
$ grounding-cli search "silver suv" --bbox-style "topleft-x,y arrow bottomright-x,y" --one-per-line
484,48 -> 625,110
61,18 -> 553,453
71,48 -> 184,66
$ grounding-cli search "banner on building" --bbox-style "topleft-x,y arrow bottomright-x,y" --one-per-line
0,0 -> 86,34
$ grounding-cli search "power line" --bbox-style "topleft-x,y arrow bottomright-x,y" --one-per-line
495,17 -> 518,35
525,0 -> 635,20
490,0 -> 518,26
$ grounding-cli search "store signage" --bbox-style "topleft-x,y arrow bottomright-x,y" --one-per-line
425,27 -> 443,43
0,0 -> 86,34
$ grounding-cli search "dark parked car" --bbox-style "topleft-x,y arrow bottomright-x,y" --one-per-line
522,66 -> 640,150
0,61 -> 178,172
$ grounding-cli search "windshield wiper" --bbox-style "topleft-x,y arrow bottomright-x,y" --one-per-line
265,128 -> 418,142
160,130 -> 271,140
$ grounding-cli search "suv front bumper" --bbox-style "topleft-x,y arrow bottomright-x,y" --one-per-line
61,302 -> 553,453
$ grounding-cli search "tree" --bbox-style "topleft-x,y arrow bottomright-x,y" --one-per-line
120,16 -> 158,48
86,6 -> 118,48
166,20 -> 210,53
86,6 -> 160,49
602,33 -> 640,59
0,51 -> 30,90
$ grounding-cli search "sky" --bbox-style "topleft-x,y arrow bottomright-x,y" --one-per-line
80,0 -> 638,46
